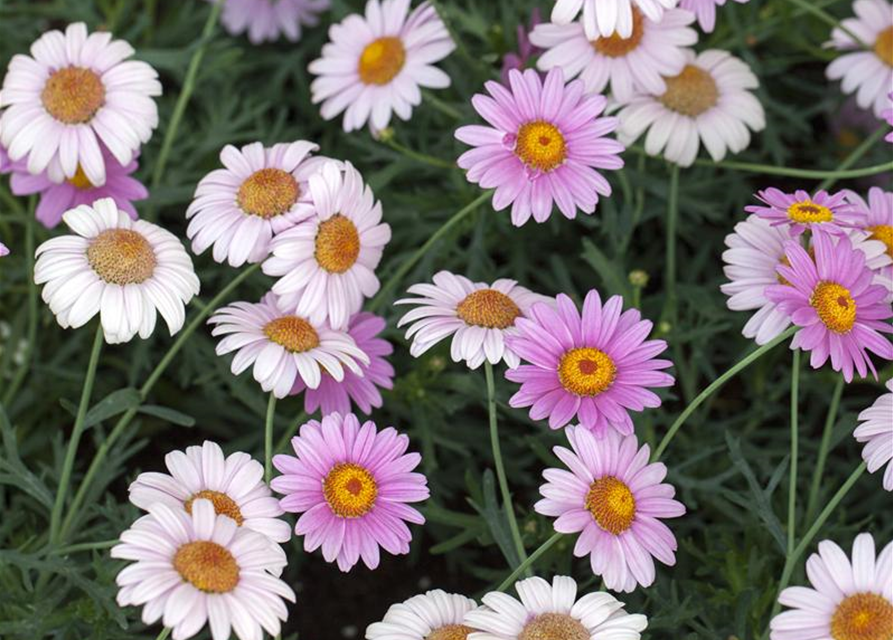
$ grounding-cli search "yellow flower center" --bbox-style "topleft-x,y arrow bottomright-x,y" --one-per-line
659,65 -> 719,117
67,165 -> 94,190
86,228 -> 156,285
515,121 -> 567,172
41,66 -> 105,125
185,490 -> 244,526
585,476 -> 637,535
237,168 -> 299,219
592,8 -> 645,57
315,214 -> 361,274
810,281 -> 857,334
788,200 -> 833,224
830,592 -> 893,640
359,37 -> 406,85
519,613 -> 589,640
558,347 -> 617,396
869,224 -> 893,258
455,289 -> 521,329
875,26 -> 893,67
426,625 -> 474,640
263,316 -> 320,352
323,462 -> 378,518
173,541 -> 240,593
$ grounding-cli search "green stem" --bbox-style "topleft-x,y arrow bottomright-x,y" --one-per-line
2,203 -> 38,407
264,394 -> 277,484
818,127 -> 886,191
782,0 -> 868,47
383,139 -> 457,170
155,627 -> 171,640
496,532 -> 563,592
654,326 -> 797,460
805,377 -> 845,522
787,350 -> 800,556
274,410 -> 308,454
49,539 -> 118,556
699,158 -> 893,179
485,361 -> 528,570
663,164 -> 679,325
422,90 -> 463,120
49,325 -> 104,545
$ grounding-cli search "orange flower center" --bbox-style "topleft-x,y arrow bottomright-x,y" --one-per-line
519,613 -> 589,640
263,316 -> 320,352
875,26 -> 893,67
592,8 -> 645,57
237,168 -> 299,219
173,541 -> 239,593
869,224 -> 893,258
185,490 -> 244,526
426,624 -> 474,640
515,121 -> 567,172
585,475 -> 637,534
41,66 -> 105,124
659,65 -> 719,117
558,347 -> 616,396
323,462 -> 378,518
456,289 -> 521,329
315,214 -> 361,274
830,592 -> 893,640
810,281 -> 857,334
788,200 -> 833,224
87,228 -> 156,285
67,165 -> 94,190
359,37 -> 406,85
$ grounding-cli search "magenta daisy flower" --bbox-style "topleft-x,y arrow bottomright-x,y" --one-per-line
535,427 -> 685,592
766,233 -> 893,381
456,68 -> 624,227
505,290 -> 674,434
746,188 -> 865,237
214,0 -> 330,44
679,0 -> 750,32
290,312 -> 395,416
271,412 -> 429,572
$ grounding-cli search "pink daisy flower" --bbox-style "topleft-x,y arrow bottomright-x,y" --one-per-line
766,233 -> 893,381
0,22 -> 161,186
505,290 -> 674,434
0,241 -> 8,257
290,311 -> 395,416
552,0 -> 679,39
535,427 -> 685,592
746,188 -> 865,238
456,68 -> 625,227
214,0 -> 330,44
271,412 -> 429,572
0,144 -> 10,173
846,187 -> 893,261
679,0 -> 750,33
854,380 -> 893,491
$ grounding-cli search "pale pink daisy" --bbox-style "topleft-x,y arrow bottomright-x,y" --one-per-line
128,440 -> 291,543
0,144 -> 9,173
290,311 -> 395,416
746,188 -> 865,238
271,412 -> 429,572
0,22 -> 161,186
395,271 -> 547,369
617,49 -> 765,167
531,8 -> 697,103
186,141 -> 327,267
552,0 -> 679,39
309,0 -> 455,133
263,161 -> 391,331
505,290 -> 674,434
770,532 -> 893,640
208,292 -> 369,399
854,380 -> 893,491
766,233 -> 893,381
0,241 -> 8,257
34,198 -> 199,344
366,590 -> 477,640
679,0 -> 750,33
214,0 -> 330,44
826,0 -> 893,118
456,68 -> 625,227
112,500 -> 294,640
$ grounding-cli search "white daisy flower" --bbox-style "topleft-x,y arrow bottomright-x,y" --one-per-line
263,161 -> 391,331
465,575 -> 648,640
854,380 -> 893,491
208,291 -> 369,399
309,0 -> 456,132
366,590 -> 477,640
34,198 -> 200,344
395,271 -> 548,369
112,499 -> 295,640
551,0 -> 680,40
0,22 -> 161,186
128,440 -> 292,543
617,48 -> 766,167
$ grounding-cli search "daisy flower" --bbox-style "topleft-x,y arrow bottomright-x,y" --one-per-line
617,49 -> 765,167
551,0 -> 679,39
766,233 -> 893,381
395,271 -> 547,369
271,412 -> 429,572
846,187 -> 893,260
530,8 -> 698,103
826,0 -> 893,118
0,242 -> 8,257
208,292 -> 369,399
464,575 -> 648,639
290,311 -> 395,416
309,0 -> 455,133
215,0 -> 330,44
0,144 -> 10,173
112,500 -> 294,640
0,22 -> 161,186
770,532 -> 893,640
456,68 -> 625,227
186,141 -> 326,267
34,198 -> 199,344
128,440 -> 291,543
505,290 -> 674,434
746,188 -> 864,238
366,590 -> 477,640
679,0 -> 750,33
263,161 -> 391,331
854,380 -> 893,491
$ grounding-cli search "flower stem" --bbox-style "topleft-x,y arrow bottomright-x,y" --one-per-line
49,324 -> 104,545
264,394 -> 277,484
383,138 -> 457,170
422,90 -> 463,120
155,627 -> 171,640
700,158 -> 893,179
787,349 -> 800,556
661,164 -> 679,326
274,410 -> 308,454
782,0 -> 868,47
49,539 -> 118,556
818,126 -> 886,191
805,376 -> 845,522
496,532 -> 563,592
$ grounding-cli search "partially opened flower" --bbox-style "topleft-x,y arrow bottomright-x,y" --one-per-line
0,22 -> 161,186
309,0 -> 455,132
290,311 -> 394,415
617,49 -> 765,167
506,290 -> 674,434
679,0 -> 750,32
501,8 -> 543,84
456,68 -> 625,227
531,8 -> 697,103
128,440 -> 291,543
208,292 -> 369,399
846,187 -> 893,260
34,198 -> 199,344
770,532 -> 893,640
746,188 -> 864,238
465,575 -> 648,639
395,271 -> 547,369
186,141 -> 326,267
854,380 -> 893,491
552,0 -> 679,39
215,0 -> 330,44
366,590 -> 477,640
0,241 -> 8,257
272,412 -> 429,572
112,500 -> 294,640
